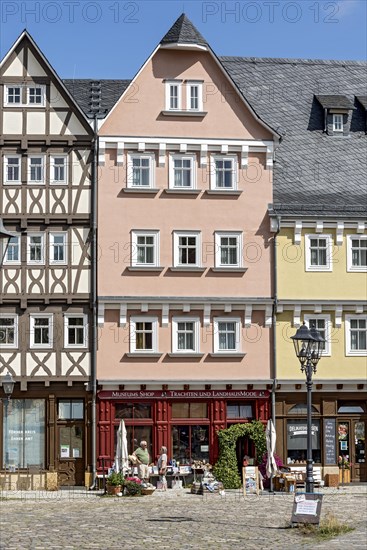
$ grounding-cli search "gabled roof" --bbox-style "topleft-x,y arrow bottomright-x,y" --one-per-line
316,95 -> 355,110
63,79 -> 130,118
356,96 -> 367,110
221,56 -> 367,218
160,13 -> 208,47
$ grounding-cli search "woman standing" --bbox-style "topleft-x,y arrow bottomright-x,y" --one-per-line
157,446 -> 168,491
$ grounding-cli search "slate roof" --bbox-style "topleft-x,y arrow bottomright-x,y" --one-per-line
160,13 -> 208,47
220,56 -> 367,218
63,79 -> 130,117
315,95 -> 355,110
356,96 -> 367,110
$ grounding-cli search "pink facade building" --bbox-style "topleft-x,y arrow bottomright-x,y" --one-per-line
96,15 -> 278,469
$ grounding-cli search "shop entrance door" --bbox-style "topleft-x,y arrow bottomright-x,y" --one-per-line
235,435 -> 255,478
57,424 -> 84,486
352,420 -> 366,482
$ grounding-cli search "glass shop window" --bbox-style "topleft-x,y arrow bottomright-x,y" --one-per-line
227,402 -> 253,419
171,402 -> 208,418
171,425 -> 209,464
287,419 -> 321,464
122,426 -> 152,458
115,403 -> 152,419
58,399 -> 84,420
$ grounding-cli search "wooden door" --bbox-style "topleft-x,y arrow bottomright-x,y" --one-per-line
352,420 -> 366,482
57,424 -> 84,486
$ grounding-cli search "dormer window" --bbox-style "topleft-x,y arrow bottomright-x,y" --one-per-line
163,79 -> 205,116
333,114 -> 343,132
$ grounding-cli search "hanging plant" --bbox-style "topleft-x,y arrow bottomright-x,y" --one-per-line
213,421 -> 267,489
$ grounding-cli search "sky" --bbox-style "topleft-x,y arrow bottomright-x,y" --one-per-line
0,0 -> 366,79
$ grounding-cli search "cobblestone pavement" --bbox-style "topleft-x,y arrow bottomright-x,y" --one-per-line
0,487 -> 366,549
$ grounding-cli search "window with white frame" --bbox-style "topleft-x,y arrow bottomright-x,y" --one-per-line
169,155 -> 196,189
214,318 -> 241,353
172,317 -> 200,353
28,86 -> 45,106
64,314 -> 88,347
50,233 -> 67,264
4,155 -> 21,184
51,156 -> 67,184
305,234 -> 332,271
30,314 -> 53,348
186,81 -> 203,111
333,114 -> 343,132
3,236 -> 20,264
130,316 -> 158,353
165,80 -> 182,111
304,315 -> 331,355
345,315 -> 367,356
173,231 -> 201,267
0,315 -> 18,348
215,232 -> 243,268
131,230 -> 159,267
347,235 -> 367,272
6,86 -> 21,104
4,85 -> 46,107
27,234 -> 45,264
28,156 -> 44,184
127,153 -> 154,188
211,156 -> 237,190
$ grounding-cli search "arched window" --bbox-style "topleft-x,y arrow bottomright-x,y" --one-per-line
288,404 -> 318,415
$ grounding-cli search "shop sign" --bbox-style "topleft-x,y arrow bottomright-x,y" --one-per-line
291,493 -> 323,525
287,423 -> 319,437
98,389 -> 269,400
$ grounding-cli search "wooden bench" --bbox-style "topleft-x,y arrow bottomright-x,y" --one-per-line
289,466 -> 324,488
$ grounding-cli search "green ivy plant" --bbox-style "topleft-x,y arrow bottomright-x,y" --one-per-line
213,421 -> 267,489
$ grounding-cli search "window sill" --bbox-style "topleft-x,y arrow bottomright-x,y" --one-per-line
127,266 -> 164,272
211,267 -> 247,273
209,353 -> 246,358
169,267 -> 206,273
161,110 -> 207,117
305,267 -> 332,272
205,190 -> 242,196
122,188 -> 160,194
126,352 -> 163,358
164,189 -> 202,195
167,353 -> 205,358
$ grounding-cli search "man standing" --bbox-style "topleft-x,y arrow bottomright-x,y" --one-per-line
133,440 -> 150,482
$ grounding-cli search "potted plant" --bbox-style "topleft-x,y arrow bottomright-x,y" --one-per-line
106,471 -> 125,495
124,479 -> 142,496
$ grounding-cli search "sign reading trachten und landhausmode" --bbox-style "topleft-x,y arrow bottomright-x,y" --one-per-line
98,389 -> 270,400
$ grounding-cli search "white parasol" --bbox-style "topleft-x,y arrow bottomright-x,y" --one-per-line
266,419 -> 278,478
115,419 -> 129,474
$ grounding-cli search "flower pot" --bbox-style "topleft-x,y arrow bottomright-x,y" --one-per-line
106,484 -> 122,495
338,469 -> 350,483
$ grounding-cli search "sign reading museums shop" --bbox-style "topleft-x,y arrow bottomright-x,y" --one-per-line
99,389 -> 269,400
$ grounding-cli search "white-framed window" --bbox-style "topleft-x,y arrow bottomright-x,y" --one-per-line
172,317 -> 200,353
333,114 -> 343,132
4,85 -> 21,105
215,232 -> 243,268
345,315 -> 367,356
210,155 -> 237,190
186,81 -> 203,111
165,80 -> 182,111
27,233 -> 45,265
28,86 -> 45,106
50,155 -> 67,184
130,316 -> 158,353
304,315 -> 331,356
173,231 -> 201,268
214,317 -> 241,353
127,153 -> 155,188
50,232 -> 67,264
305,234 -> 333,271
131,230 -> 159,267
3,235 -> 20,264
169,154 -> 196,189
347,235 -> 367,272
30,314 -> 53,348
64,314 -> 88,348
28,156 -> 45,184
4,155 -> 21,184
0,314 -> 18,349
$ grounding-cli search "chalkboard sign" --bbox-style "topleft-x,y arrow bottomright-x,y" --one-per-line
324,418 -> 336,465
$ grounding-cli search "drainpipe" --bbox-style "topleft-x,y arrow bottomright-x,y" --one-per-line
89,114 -> 98,489
323,108 -> 328,133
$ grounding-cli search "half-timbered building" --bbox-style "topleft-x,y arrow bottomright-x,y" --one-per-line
0,32 -> 94,487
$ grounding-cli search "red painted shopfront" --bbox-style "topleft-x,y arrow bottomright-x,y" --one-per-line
97,389 -> 270,471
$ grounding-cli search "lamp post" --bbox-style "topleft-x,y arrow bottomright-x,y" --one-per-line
0,219 -> 15,267
291,323 -> 324,493
1,372 -> 15,467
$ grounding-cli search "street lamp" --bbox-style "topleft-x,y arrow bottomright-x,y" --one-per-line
2,372 -> 15,400
291,323 -> 324,493
0,219 -> 15,267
